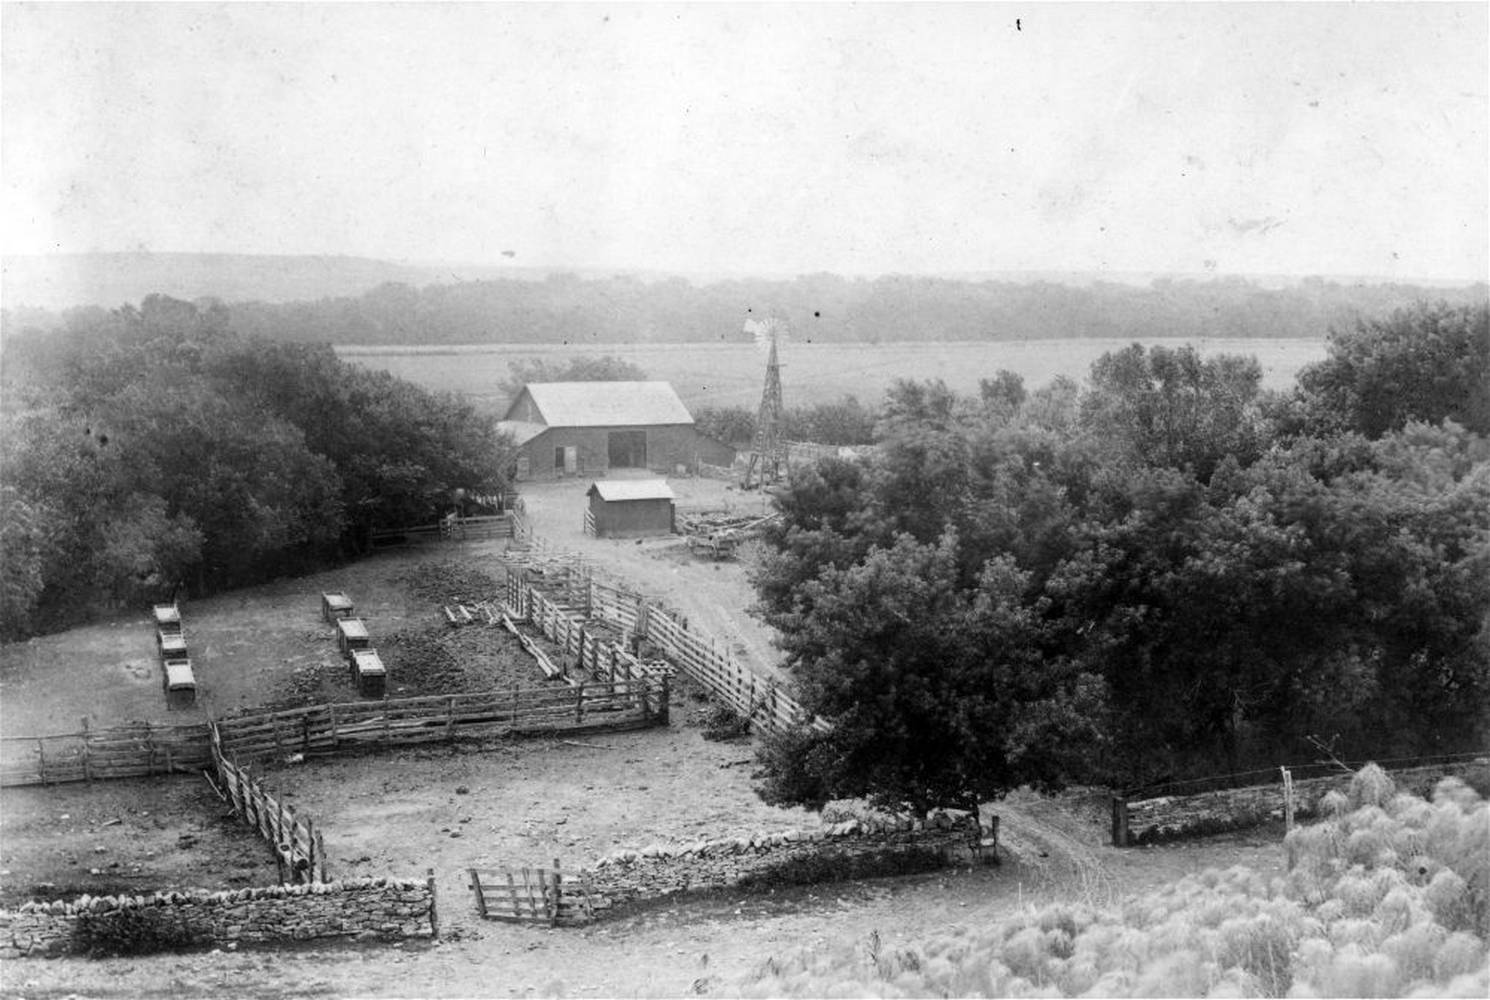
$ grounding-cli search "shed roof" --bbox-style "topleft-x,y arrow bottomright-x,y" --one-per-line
513,382 -> 694,428
587,479 -> 676,502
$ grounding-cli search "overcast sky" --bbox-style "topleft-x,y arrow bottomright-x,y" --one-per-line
3,2 -> 1486,281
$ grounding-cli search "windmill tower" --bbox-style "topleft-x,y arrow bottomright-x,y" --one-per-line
743,315 -> 788,489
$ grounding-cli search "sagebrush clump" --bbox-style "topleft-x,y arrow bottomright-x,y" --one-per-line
737,772 -> 1489,997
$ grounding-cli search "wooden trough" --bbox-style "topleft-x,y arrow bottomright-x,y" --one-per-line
336,617 -> 372,658
349,648 -> 387,699
321,592 -> 355,623
162,658 -> 197,710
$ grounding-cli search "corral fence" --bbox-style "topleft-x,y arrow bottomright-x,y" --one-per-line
0,720 -> 211,787
1110,750 -> 1490,846
212,682 -> 666,761
501,555 -> 825,735
2,682 -> 667,789
207,723 -> 328,884
467,863 -> 595,926
371,513 -> 515,548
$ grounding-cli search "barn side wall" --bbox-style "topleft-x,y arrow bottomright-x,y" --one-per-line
516,425 -> 734,481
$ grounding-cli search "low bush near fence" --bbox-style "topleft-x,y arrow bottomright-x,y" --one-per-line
735,766 -> 1490,998
1116,755 -> 1489,846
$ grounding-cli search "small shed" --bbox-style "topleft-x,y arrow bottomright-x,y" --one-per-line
349,649 -> 387,698
585,480 -> 676,538
162,659 -> 196,710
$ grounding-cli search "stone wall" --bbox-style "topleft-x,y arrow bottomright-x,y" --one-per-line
581,812 -> 989,917
1122,759 -> 1489,845
0,876 -> 434,959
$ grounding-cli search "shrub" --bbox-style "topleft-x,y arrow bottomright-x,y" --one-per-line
735,782 -> 1490,998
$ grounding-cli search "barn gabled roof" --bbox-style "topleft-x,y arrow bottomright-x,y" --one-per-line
496,420 -> 548,445
587,479 -> 676,502
509,381 -> 694,428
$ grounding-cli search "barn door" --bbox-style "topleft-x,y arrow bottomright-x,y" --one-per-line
607,430 -> 647,468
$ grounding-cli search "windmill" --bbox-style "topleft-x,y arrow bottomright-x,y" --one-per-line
742,314 -> 789,489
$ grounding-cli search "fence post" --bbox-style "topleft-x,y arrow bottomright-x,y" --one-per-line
1281,766 -> 1295,834
36,738 -> 47,786
315,830 -> 328,882
80,717 -> 92,783
1111,795 -> 1130,847
427,868 -> 440,939
575,683 -> 585,724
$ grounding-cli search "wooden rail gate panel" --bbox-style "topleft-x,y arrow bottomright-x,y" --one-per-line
468,865 -> 594,926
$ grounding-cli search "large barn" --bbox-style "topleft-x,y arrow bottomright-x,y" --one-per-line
498,381 -> 735,480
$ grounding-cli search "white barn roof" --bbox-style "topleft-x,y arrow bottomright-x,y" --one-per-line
496,420 -> 548,445
588,479 -> 676,502
512,382 -> 694,428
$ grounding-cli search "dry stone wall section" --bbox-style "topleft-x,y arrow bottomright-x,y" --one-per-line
1121,759 -> 1489,845
581,813 -> 988,917
0,876 -> 434,959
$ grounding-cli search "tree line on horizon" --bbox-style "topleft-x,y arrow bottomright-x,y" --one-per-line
5,271 -> 1485,348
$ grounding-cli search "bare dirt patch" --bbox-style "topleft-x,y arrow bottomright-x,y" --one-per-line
0,546 -> 538,734
0,777 -> 278,909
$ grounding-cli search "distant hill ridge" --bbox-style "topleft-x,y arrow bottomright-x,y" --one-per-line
2,252 -> 503,310
4,252 -> 1485,347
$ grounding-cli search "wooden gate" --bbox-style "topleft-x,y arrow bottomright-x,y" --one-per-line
468,864 -> 595,925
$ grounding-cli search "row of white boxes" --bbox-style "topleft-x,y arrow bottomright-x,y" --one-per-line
151,602 -> 197,710
321,592 -> 387,698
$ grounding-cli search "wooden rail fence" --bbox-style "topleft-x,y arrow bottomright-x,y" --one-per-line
372,513 -> 515,547
501,553 -> 824,735
4,682 -> 666,788
212,681 -> 665,761
0,720 -> 212,787
209,724 -> 328,883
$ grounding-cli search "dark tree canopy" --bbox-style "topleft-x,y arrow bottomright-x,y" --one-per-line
0,295 -> 512,637
751,324 -> 1490,812
1293,302 -> 1490,438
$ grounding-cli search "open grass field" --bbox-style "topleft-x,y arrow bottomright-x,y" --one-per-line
337,338 -> 1329,414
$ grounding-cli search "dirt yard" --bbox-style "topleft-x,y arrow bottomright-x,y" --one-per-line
0,777 -> 279,909
517,473 -> 787,681
0,529 -> 1291,997
0,547 -> 542,737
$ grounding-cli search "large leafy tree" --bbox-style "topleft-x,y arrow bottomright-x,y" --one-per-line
756,531 -> 1106,815
1293,302 -> 1490,437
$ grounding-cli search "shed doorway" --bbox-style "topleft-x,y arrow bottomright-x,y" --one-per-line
607,430 -> 648,468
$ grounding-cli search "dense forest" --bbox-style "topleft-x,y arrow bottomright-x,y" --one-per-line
0,295 -> 510,639
5,271 -> 1486,347
750,302 -> 1490,808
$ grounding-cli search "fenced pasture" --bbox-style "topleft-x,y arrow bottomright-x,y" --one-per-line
337,337 -> 1328,412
